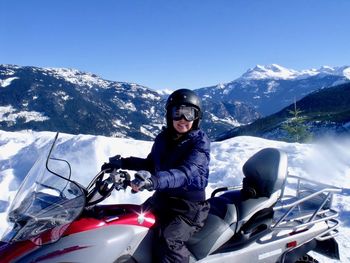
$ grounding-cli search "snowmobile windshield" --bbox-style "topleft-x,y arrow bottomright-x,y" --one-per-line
1,133 -> 86,245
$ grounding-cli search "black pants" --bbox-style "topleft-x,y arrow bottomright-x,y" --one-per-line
143,193 -> 210,263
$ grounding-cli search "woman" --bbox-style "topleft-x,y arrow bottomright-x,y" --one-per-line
102,89 -> 210,263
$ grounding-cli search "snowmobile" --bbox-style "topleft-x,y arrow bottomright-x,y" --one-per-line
0,132 -> 342,263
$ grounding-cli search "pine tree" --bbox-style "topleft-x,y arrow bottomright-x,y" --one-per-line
282,99 -> 312,143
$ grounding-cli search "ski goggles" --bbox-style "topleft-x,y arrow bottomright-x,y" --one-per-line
171,105 -> 199,121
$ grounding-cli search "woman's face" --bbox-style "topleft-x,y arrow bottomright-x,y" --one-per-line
173,119 -> 194,134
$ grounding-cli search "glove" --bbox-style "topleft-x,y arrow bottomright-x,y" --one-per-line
101,155 -> 122,173
131,170 -> 154,192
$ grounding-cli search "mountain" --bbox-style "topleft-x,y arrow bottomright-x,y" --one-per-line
216,82 -> 350,141
200,99 -> 260,137
0,65 -> 166,140
0,64 -> 258,140
1,64 -> 349,141
196,64 -> 350,116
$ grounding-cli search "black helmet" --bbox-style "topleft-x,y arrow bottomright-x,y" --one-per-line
165,89 -> 203,129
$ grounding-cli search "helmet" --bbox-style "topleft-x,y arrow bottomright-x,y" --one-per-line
165,89 -> 203,129
166,89 -> 202,112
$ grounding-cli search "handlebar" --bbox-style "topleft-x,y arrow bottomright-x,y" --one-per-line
85,169 -> 132,206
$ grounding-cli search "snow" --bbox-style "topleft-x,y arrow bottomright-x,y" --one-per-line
112,119 -> 131,129
265,80 -> 279,94
241,64 -> 299,80
140,126 -> 156,138
141,93 -> 161,100
343,67 -> 350,80
45,67 -> 111,88
0,77 -> 19,88
156,88 -> 174,96
123,102 -> 137,111
53,90 -> 72,101
209,113 -> 241,127
318,65 -> 350,79
0,106 -> 50,123
0,65 -> 19,76
239,64 -> 350,82
0,130 -> 350,262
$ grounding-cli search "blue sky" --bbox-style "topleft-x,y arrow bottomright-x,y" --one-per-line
1,0 -> 349,90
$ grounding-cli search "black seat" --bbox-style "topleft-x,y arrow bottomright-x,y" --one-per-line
187,196 -> 237,259
233,147 -> 288,231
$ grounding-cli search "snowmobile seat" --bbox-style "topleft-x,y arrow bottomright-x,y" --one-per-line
187,148 -> 287,259
221,147 -> 288,232
187,195 -> 238,259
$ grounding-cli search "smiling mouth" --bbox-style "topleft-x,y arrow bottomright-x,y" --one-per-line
177,123 -> 188,128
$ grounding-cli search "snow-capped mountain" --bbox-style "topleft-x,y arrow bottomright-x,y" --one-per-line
1,63 -> 349,140
197,64 -> 350,116
240,64 -> 350,81
217,82 -> 350,142
0,65 -> 165,140
240,64 -> 300,80
0,65 -> 258,140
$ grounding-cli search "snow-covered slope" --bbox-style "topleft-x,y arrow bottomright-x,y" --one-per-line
0,130 -> 350,261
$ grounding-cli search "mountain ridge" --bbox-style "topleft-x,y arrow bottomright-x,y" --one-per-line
1,63 -> 349,141
196,64 -> 350,116
0,64 -> 258,140
216,82 -> 350,141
